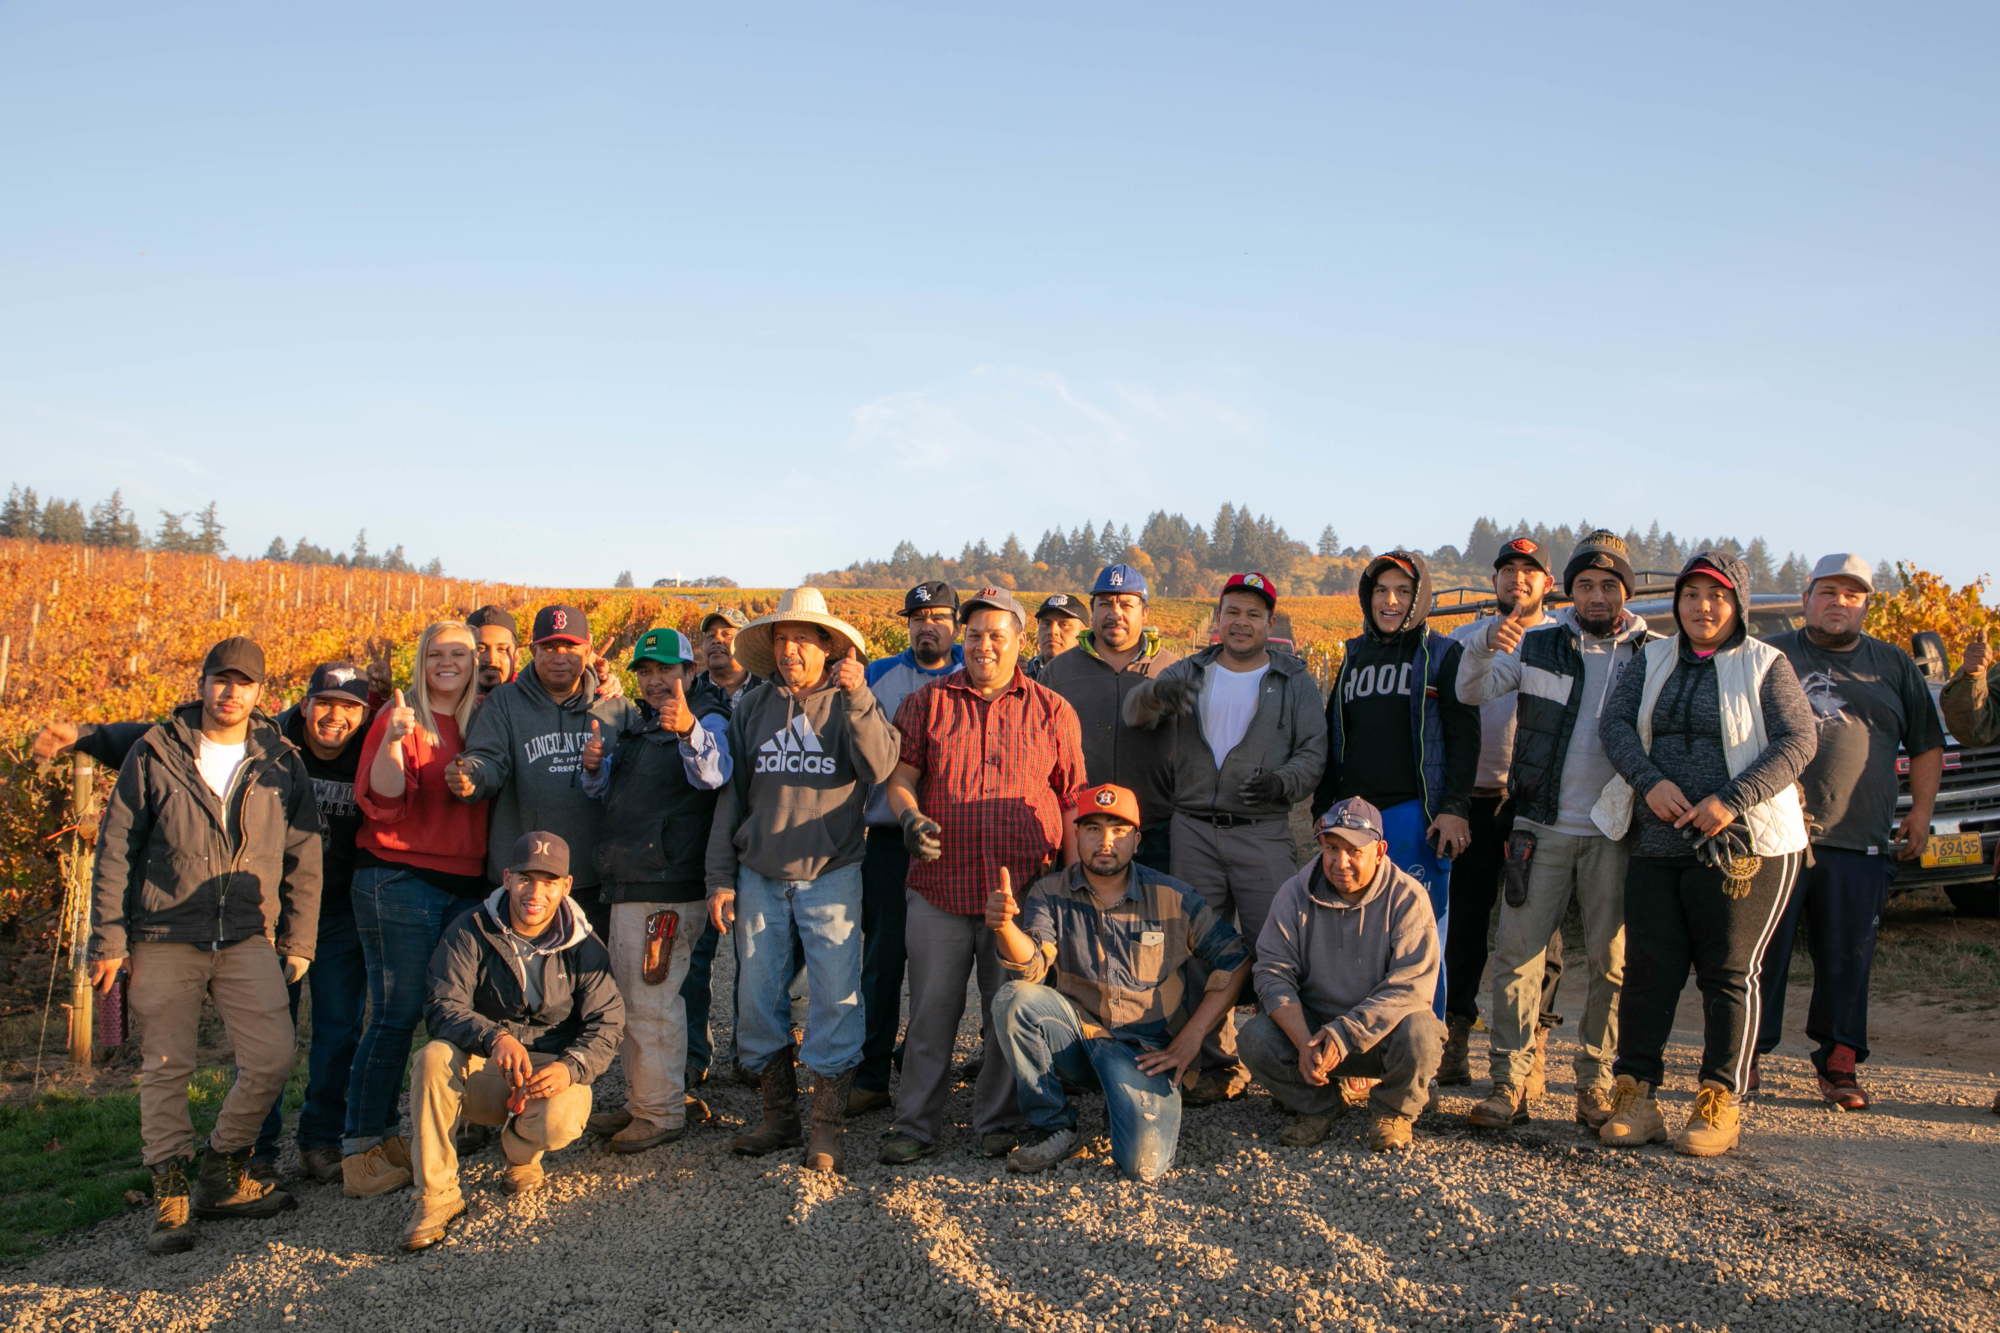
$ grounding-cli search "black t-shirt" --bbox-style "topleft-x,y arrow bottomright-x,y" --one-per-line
284,710 -> 365,907
1336,633 -> 1423,810
1770,630 -> 1945,853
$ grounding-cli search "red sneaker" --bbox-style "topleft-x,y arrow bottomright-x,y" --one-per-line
1745,1060 -> 1761,1095
1818,1044 -> 1869,1112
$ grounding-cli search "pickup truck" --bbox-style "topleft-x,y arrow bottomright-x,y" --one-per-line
1429,580 -> 1999,916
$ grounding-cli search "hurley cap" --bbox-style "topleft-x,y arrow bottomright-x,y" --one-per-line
1221,572 -> 1277,609
960,586 -> 1028,624
1074,783 -> 1142,827
1808,553 -> 1874,594
629,627 -> 694,669
305,661 -> 369,705
201,636 -> 266,684
1091,563 -> 1148,599
699,607 -> 750,634
1316,797 -> 1385,848
1494,536 -> 1553,576
1034,593 -> 1087,624
904,580 -> 959,616
507,830 -> 571,879
464,605 -> 518,640
531,604 -> 590,645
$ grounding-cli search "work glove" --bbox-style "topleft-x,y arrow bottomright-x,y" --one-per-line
1150,676 -> 1199,718
1239,772 -> 1288,806
1682,824 -> 1755,874
900,806 -> 944,862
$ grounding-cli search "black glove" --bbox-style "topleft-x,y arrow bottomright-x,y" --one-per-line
1151,676 -> 1199,718
900,806 -> 943,862
1239,772 -> 1288,806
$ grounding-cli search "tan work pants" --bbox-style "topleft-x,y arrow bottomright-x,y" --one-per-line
410,1039 -> 592,1202
608,900 -> 700,1127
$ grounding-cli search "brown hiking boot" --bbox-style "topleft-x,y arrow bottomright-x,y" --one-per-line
805,1069 -> 855,1174
685,1095 -> 711,1124
1575,1085 -> 1616,1129
501,1159 -> 545,1196
1523,1025 -> 1551,1103
1368,1112 -> 1413,1152
342,1143 -> 412,1198
1468,1083 -> 1528,1129
845,1085 -> 893,1117
586,1106 -> 634,1137
732,1046 -> 803,1156
381,1134 -> 412,1172
147,1156 -> 196,1255
400,1193 -> 466,1252
1438,1014 -> 1475,1086
1674,1081 -> 1741,1157
451,1121 -> 491,1158
299,1146 -> 344,1183
1599,1075 -> 1669,1148
1279,1112 -> 1337,1147
192,1145 -> 297,1220
1180,1068 -> 1247,1107
609,1117 -> 683,1154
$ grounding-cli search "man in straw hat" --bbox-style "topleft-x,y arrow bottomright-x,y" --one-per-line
704,588 -> 900,1174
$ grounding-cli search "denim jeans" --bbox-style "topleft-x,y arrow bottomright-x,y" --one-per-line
857,828 -> 910,1093
991,981 -> 1181,1183
734,863 -> 865,1079
253,893 -> 367,1159
682,920 -> 720,1077
344,864 -> 481,1153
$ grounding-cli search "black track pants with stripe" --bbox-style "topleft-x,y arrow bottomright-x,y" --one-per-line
1613,851 -> 1803,1095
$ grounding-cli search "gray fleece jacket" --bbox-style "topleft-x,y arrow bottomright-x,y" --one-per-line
1122,645 -> 1327,822
1252,855 -> 1440,1067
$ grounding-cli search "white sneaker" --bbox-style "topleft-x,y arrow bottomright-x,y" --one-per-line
1005,1126 -> 1081,1174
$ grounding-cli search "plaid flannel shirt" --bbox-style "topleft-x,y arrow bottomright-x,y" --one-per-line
895,668 -> 1087,915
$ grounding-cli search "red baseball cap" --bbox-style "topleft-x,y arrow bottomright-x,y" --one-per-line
1074,783 -> 1142,827
1220,572 -> 1277,609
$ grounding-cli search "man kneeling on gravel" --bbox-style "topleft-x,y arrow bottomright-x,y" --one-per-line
987,784 -> 1251,1182
1240,798 -> 1446,1153
402,831 -> 624,1252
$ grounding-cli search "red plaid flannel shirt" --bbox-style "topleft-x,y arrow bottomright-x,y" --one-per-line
895,668 -> 1088,915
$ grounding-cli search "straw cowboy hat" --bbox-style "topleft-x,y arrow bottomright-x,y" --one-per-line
734,587 -> 869,678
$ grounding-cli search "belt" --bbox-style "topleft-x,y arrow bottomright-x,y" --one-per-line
1188,811 -> 1281,829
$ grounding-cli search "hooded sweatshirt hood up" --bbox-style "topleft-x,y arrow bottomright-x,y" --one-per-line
1358,550 -> 1437,644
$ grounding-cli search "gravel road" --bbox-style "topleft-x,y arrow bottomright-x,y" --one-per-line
5,950 -> 1997,1333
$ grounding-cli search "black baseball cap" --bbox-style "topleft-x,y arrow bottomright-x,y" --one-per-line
305,661 -> 369,705
465,605 -> 518,640
1315,797 -> 1385,848
531,604 -> 590,645
1034,593 -> 1087,624
201,637 -> 266,684
507,830 -> 571,878
1493,537 -> 1552,576
904,581 -> 958,616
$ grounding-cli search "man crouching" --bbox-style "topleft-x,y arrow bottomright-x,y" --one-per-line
401,832 -> 625,1252
1240,798 -> 1445,1152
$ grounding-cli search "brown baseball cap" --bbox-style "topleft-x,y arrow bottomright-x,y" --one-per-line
507,830 -> 571,878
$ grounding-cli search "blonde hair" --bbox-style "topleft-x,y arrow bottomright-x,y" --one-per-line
411,620 -> 479,745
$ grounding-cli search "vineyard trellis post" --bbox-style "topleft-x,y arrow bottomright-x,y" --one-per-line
66,753 -> 99,1067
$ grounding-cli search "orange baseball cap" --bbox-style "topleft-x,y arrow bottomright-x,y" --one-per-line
1074,783 -> 1142,827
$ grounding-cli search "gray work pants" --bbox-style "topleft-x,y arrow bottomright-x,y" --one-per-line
891,890 -> 1022,1144
1169,811 -> 1305,1074
1239,1008 -> 1446,1121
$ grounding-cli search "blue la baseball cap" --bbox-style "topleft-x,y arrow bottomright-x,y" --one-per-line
1092,563 -> 1148,599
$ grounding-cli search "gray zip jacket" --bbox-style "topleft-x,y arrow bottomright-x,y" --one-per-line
1252,856 -> 1439,1066
1122,645 -> 1327,821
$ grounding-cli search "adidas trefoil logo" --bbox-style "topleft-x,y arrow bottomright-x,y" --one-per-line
755,714 -> 836,775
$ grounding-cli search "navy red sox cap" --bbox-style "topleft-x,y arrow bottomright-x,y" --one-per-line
531,604 -> 589,645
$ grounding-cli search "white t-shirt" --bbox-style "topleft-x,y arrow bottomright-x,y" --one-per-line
1202,662 -> 1270,768
196,736 -> 249,800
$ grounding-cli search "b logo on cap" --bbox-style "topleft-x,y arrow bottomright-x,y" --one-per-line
1094,789 -> 1117,807
551,610 -> 568,630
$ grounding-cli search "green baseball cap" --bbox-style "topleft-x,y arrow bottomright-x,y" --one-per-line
629,627 -> 695,669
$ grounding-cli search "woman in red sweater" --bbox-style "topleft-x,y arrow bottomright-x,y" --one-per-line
340,620 -> 490,1198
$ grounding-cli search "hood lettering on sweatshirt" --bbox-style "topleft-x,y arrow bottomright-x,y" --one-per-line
755,713 -> 835,775
1343,661 -> 1414,703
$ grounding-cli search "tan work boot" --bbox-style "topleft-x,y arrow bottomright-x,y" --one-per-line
1279,1112 -> 1337,1147
1438,1014 -> 1475,1086
381,1134 -> 412,1172
1368,1112 -> 1413,1152
845,1085 -> 893,1117
146,1156 -> 196,1255
1674,1081 -> 1741,1157
400,1193 -> 466,1252
609,1117 -> 683,1154
1575,1084 -> 1616,1129
1523,1025 -> 1551,1103
342,1143 -> 412,1198
1181,1067 -> 1248,1107
192,1145 -> 297,1220
1468,1082 -> 1528,1129
501,1159 -> 545,1196
732,1045 -> 803,1156
585,1106 -> 633,1137
805,1070 -> 854,1174
1598,1075 -> 1669,1148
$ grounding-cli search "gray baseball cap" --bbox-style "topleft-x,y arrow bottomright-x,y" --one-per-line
1808,553 -> 1873,593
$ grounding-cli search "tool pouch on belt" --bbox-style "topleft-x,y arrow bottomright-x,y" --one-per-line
642,908 -> 679,985
1503,828 -> 1537,909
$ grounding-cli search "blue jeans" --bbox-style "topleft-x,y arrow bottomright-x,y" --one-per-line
1382,799 -> 1450,1019
857,828 -> 910,1092
682,919 -> 720,1076
1755,846 -> 1896,1071
992,981 -> 1182,1183
344,865 -> 481,1153
252,893 -> 366,1159
734,863 -> 865,1079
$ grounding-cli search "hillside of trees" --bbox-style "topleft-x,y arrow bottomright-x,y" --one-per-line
806,504 -> 1859,599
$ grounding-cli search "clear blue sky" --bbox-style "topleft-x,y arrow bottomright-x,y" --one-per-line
3,4 -> 1994,589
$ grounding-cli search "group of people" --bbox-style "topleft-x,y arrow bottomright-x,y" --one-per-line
58,530 -> 1978,1259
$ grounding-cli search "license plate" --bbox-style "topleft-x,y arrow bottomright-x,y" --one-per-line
1921,833 -> 1984,868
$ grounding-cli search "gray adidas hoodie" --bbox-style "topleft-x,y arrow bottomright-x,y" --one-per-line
454,664 -> 640,887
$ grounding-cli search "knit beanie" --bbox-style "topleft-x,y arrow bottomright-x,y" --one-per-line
1563,530 -> 1635,595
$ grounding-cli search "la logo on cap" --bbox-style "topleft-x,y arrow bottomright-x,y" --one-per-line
1109,569 -> 1124,586
1094,789 -> 1117,807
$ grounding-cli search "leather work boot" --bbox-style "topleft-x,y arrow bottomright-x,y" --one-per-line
1368,1112 -> 1413,1152
586,1106 -> 634,1137
1468,1083 -> 1528,1129
1674,1081 -> 1741,1157
147,1156 -> 196,1255
192,1145 -> 297,1220
299,1146 -> 344,1183
805,1070 -> 856,1174
342,1143 -> 412,1198
1523,1024 -> 1551,1103
452,1121 -> 491,1158
1181,1067 -> 1247,1107
381,1134 -> 412,1172
1575,1085 -> 1616,1129
610,1117 -> 683,1154
732,1046 -> 803,1156
501,1159 -> 545,1196
1598,1075 -> 1669,1148
979,1129 -> 1023,1158
400,1193 -> 466,1252
845,1085 -> 893,1117
1438,1015 -> 1475,1086
1279,1113 -> 1337,1147
685,1095 -> 712,1124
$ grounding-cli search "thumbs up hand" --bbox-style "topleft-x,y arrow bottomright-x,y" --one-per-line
985,867 -> 1019,932
384,688 -> 418,743
656,676 -> 695,735
831,648 -> 866,694
1965,628 -> 1990,677
1492,602 -> 1532,655
582,718 -> 606,773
